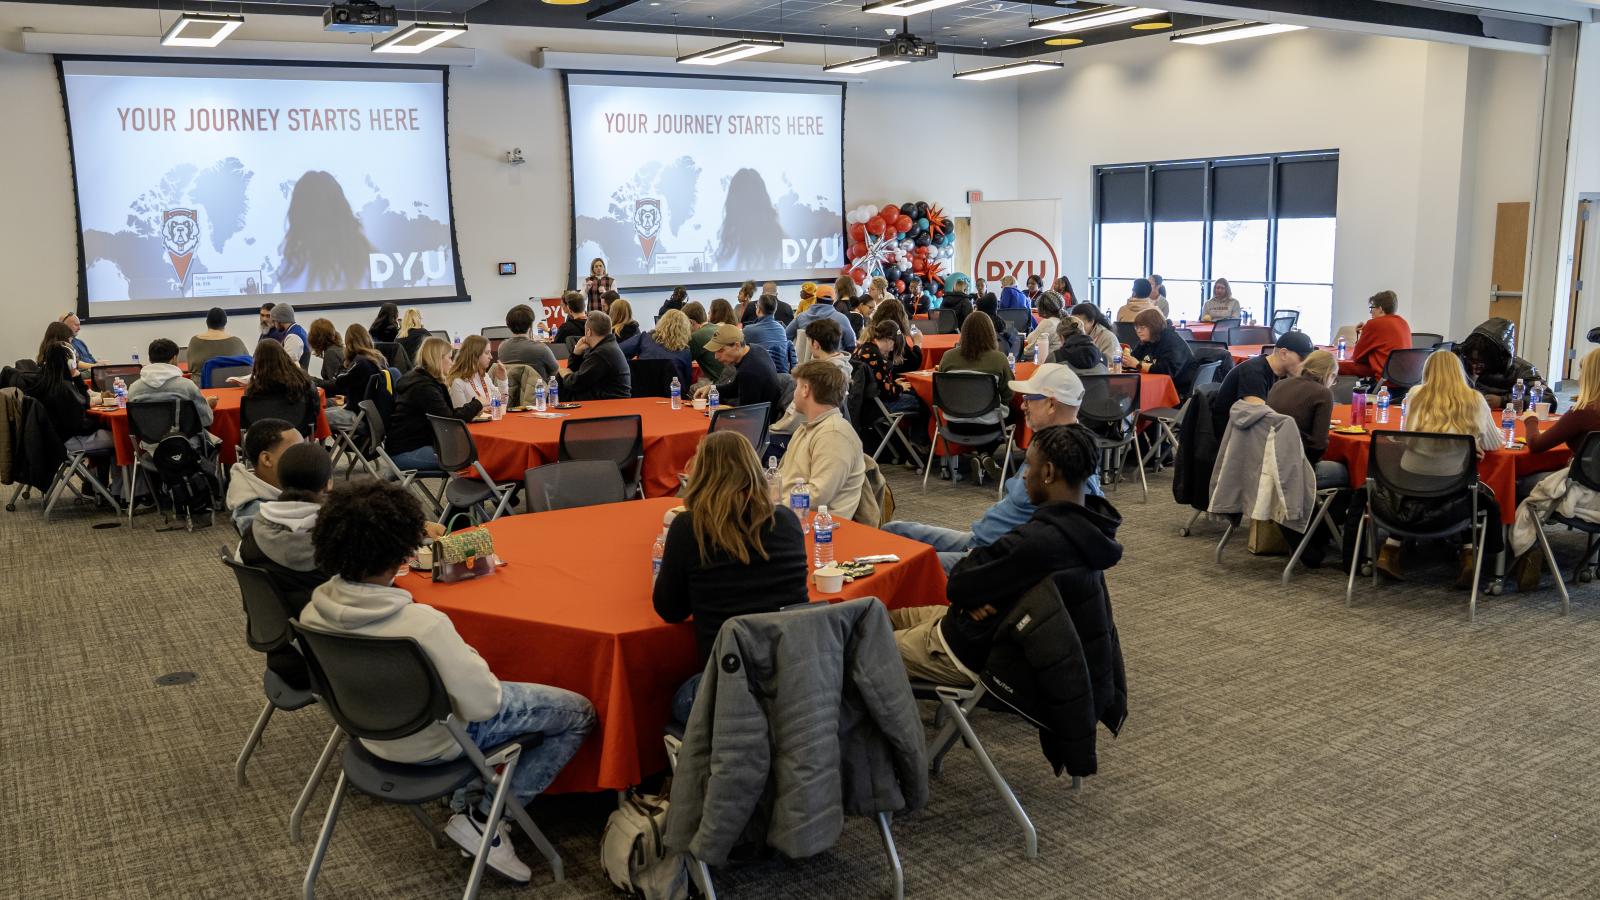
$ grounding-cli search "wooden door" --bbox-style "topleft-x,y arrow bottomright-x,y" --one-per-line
1490,201 -> 1530,337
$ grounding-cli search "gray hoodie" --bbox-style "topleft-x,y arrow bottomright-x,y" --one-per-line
225,463 -> 279,532
126,362 -> 215,428
251,500 -> 319,571
298,576 -> 503,763
1208,399 -> 1315,532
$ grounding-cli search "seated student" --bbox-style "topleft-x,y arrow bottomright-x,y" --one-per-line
308,318 -> 344,382
1124,308 -> 1198,397
653,431 -> 809,722
657,286 -> 689,320
1509,347 -> 1600,588
369,302 -> 401,344
387,338 -> 483,471
607,298 -> 642,344
236,442 -> 335,616
884,365 -> 1103,571
932,313 -> 1013,481
187,307 -> 250,376
38,322 -> 81,373
1455,316 -> 1555,411
1211,331 -> 1314,439
1115,278 -> 1159,324
973,293 -> 1017,357
620,308 -> 694,388
773,319 -> 853,439
901,277 -> 929,317
227,418 -> 302,532
1523,346 -> 1600,457
1070,302 -> 1122,363
891,424 -> 1120,686
1340,290 -> 1411,379
940,277 -> 976,329
258,302 -> 277,339
263,304 -> 311,369
552,292 -> 588,346
25,344 -> 115,474
446,335 -> 509,410
868,300 -> 925,375
796,282 -> 819,315
742,294 -> 797,372
1149,273 -> 1171,317
733,280 -> 759,324
561,312 -> 632,400
1023,290 -> 1066,360
695,324 -> 780,411
323,324 -> 388,430
300,480 -> 595,883
1053,317 -> 1108,375
496,304 -> 559,382
778,361 -> 869,522
1266,349 -> 1342,567
60,312 -> 96,371
397,308 -> 431,362
244,340 -> 321,434
127,338 -> 218,436
997,275 -> 1036,331
1201,278 -> 1241,323
690,299 -> 736,385
787,286 -> 859,351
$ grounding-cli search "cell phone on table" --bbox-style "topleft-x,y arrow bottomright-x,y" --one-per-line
555,402 -> 581,410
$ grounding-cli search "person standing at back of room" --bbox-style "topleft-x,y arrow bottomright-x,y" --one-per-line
583,257 -> 614,312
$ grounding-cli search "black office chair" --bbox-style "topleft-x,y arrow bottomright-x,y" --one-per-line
292,623 -> 565,899
480,326 -> 514,340
88,363 -> 142,393
709,402 -> 771,454
375,342 -> 412,371
1411,332 -> 1444,349
1527,431 -> 1600,613
997,308 -> 1033,334
1330,376 -> 1360,404
240,391 -> 319,438
206,364 -> 254,388
1230,325 -> 1275,346
521,460 -> 627,513
219,552 -> 339,843
1346,431 -> 1490,619
1270,310 -> 1299,338
558,414 -> 645,499
124,398 -> 219,529
1209,317 -> 1241,345
1380,348 -> 1433,396
1114,321 -> 1140,347
931,307 -> 960,334
922,372 -> 1013,496
550,342 -> 571,362
627,358 -> 679,399
426,414 -> 519,524
1172,327 -> 1195,341
430,330 -> 453,345
1079,373 -> 1146,502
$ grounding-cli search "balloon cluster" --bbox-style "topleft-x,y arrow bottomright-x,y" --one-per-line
843,201 -> 957,295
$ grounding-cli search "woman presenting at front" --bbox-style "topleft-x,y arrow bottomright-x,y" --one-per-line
583,257 -> 614,313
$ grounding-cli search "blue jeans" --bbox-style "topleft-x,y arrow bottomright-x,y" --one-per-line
1315,460 -> 1349,490
879,520 -> 976,574
887,393 -> 921,414
449,682 -> 596,815
389,445 -> 441,472
671,672 -> 704,725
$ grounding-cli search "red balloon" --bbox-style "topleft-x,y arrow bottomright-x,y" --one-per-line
915,245 -> 930,258
881,204 -> 900,222
865,217 -> 887,236
849,222 -> 866,242
912,258 -> 927,274
895,279 -> 906,292
851,269 -> 866,285
896,215 -> 913,233
849,242 -> 868,260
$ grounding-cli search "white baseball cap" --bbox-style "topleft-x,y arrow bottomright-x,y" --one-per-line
1008,363 -> 1085,406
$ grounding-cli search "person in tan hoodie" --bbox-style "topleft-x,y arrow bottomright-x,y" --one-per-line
778,360 -> 872,524
1115,277 -> 1159,323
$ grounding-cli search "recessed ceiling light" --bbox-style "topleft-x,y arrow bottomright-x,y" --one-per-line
541,0 -> 589,5
1171,21 -> 1307,44
863,0 -> 969,15
1131,21 -> 1172,30
1044,37 -> 1083,45
954,59 -> 1063,80
160,12 -> 243,47
1030,6 -> 1163,34
372,21 -> 467,53
677,37 -> 784,65
824,55 -> 912,73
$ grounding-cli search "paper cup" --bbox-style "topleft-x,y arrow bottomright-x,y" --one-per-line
691,397 -> 708,410
814,567 -> 845,594
1535,402 -> 1551,421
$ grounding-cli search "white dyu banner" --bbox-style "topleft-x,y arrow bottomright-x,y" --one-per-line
971,199 -> 1063,288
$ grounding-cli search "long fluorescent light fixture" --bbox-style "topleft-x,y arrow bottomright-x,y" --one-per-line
823,55 -> 911,73
954,59 -> 1063,81
1030,6 -> 1164,34
1171,21 -> 1306,44
372,21 -> 467,54
160,12 -> 244,47
677,37 -> 784,65
864,0 -> 969,14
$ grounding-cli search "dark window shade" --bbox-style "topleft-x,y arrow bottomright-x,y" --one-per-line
1212,162 -> 1269,220
1098,169 -> 1146,224
1152,167 -> 1204,222
1277,158 -> 1339,218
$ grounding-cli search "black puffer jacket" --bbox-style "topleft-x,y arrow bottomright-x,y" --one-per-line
1172,382 -> 1224,510
386,368 -> 481,455
1054,333 -> 1107,373
1454,317 -> 1556,411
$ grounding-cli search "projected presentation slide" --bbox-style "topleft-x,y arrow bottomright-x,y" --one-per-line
60,59 -> 462,318
566,72 -> 845,289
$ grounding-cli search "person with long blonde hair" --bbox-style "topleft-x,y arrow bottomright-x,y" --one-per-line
652,431 -> 808,722
606,298 -> 641,342
620,307 -> 694,387
398,307 -> 430,361
386,337 -> 485,471
1509,347 -> 1600,588
445,334 -> 509,409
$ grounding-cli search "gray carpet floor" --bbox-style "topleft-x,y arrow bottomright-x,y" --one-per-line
5,460 -> 1600,899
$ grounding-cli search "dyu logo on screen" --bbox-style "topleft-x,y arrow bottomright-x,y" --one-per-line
369,250 -> 451,286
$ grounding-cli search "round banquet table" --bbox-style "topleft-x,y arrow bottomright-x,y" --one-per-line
917,333 -> 959,369
1321,404 -> 1571,524
1229,344 -> 1335,364
89,387 -> 330,467
902,363 -> 1179,447
467,398 -> 722,497
1184,322 -> 1216,340
407,497 -> 950,793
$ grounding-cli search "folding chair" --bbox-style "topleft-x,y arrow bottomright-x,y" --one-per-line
1282,485 -> 1349,585
1138,359 -> 1220,471
1410,332 -> 1444,349
1172,327 -> 1195,341
997,308 -> 1032,334
14,397 -> 120,521
1079,374 -> 1147,502
709,402 -> 770,453
550,342 -> 570,362
1270,310 -> 1299,338
1208,317 -> 1240,345
922,372 -> 1013,495
125,398 -> 221,528
1380,348 -> 1432,396
930,307 -> 960,334
219,552 -> 340,843
426,414 -> 519,524
1346,432 -> 1490,620
88,363 -> 142,393
558,414 -> 644,499
521,460 -> 626,513
1527,431 -> 1600,614
357,400 -> 440,512
292,623 -> 565,899
870,394 -> 926,470
1230,325 -> 1275,346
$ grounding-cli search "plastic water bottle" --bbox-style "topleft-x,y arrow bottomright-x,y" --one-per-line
651,530 -> 666,584
1398,396 -> 1408,429
1529,379 -> 1544,413
547,377 -> 559,407
1033,338 -> 1047,366
789,479 -> 812,534
1006,352 -> 1016,368
1502,404 -> 1516,444
813,505 -> 835,568
132,352 -> 140,368
670,377 -> 682,410
533,378 -> 547,412
1336,337 -> 1347,361
707,385 -> 720,410
452,336 -> 462,351
1179,318 -> 1187,329
1511,378 -> 1526,412
112,377 -> 127,409
766,456 -> 782,503
1376,385 -> 1390,424
490,395 -> 503,421
535,322 -> 546,341
1113,347 -> 1124,369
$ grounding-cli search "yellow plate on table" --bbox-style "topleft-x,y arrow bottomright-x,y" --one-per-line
1333,426 -> 1366,435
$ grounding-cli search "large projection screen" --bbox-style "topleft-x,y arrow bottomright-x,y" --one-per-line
58,57 -> 466,320
564,71 -> 845,290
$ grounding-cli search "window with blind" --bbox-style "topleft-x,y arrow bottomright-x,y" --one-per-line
1091,151 -> 1339,341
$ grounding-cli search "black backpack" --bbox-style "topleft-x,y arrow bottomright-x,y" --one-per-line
151,432 -> 217,529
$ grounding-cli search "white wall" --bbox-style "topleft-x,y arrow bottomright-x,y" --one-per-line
1016,27 -> 1546,342
0,2 -> 1018,365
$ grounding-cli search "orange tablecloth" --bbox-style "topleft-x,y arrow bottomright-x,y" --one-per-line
89,387 -> 330,467
1229,344 -> 1335,363
407,497 -> 949,793
903,364 -> 1179,447
468,398 -> 710,495
919,334 -> 959,368
1321,404 -> 1571,524
1184,322 -> 1216,340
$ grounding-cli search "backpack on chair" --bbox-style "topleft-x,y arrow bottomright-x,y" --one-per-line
600,789 -> 670,895
150,432 -> 217,530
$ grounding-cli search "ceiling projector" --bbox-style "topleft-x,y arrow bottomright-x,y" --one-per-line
878,20 -> 938,60
323,2 -> 399,32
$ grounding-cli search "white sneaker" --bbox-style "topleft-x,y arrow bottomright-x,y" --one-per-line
444,812 -> 532,883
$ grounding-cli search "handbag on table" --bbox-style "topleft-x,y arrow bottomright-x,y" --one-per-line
432,514 -> 497,583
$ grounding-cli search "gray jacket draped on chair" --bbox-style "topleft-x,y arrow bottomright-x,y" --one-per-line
1208,400 -> 1315,532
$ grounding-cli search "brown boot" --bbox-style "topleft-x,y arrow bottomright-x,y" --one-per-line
1511,550 -> 1544,593
1375,541 -> 1404,580
1454,546 -> 1480,590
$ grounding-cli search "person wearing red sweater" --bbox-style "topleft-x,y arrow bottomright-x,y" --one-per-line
1338,290 -> 1411,378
